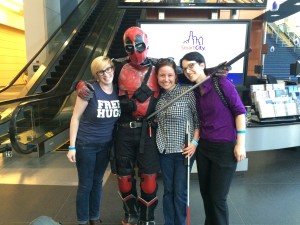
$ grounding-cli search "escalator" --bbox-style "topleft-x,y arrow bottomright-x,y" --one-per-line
0,0 -> 127,155
0,0 -> 103,151
3,2 -> 144,157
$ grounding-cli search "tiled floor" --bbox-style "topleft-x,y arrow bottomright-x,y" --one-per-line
0,148 -> 300,225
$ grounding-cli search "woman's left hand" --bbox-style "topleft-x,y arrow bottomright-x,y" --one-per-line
182,142 -> 197,158
234,144 -> 246,162
67,150 -> 76,163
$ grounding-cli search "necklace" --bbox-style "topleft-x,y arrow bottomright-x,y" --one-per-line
99,83 -> 113,94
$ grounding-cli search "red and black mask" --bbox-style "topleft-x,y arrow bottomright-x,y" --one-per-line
123,27 -> 149,65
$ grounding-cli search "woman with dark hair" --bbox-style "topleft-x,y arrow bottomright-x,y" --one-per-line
154,58 -> 199,225
180,51 -> 246,225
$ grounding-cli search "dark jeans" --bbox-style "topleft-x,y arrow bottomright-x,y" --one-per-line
196,139 -> 237,225
75,140 -> 111,224
159,152 -> 195,225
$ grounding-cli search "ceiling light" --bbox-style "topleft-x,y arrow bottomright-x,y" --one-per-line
0,1 -> 22,13
270,14 -> 280,17
11,0 -> 23,6
271,0 -> 280,11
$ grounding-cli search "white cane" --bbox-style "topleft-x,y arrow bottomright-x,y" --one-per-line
185,120 -> 191,225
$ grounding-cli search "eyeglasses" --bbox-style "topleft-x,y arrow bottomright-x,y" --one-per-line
182,62 -> 198,72
96,66 -> 113,76
157,57 -> 175,64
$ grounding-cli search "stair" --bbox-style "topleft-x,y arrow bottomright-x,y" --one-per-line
263,33 -> 299,81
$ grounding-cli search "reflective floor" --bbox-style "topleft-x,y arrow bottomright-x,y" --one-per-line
1,148 -> 300,225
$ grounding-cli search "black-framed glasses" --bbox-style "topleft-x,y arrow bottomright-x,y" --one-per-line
96,66 -> 113,76
182,62 -> 198,72
157,57 -> 174,64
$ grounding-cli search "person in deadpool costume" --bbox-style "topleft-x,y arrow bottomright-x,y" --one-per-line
113,26 -> 161,225
78,27 -> 160,225
76,27 -> 230,225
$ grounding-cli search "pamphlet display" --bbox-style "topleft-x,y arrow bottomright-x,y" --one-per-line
250,84 -> 300,123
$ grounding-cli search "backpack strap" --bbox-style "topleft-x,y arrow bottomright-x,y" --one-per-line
141,62 -> 153,85
212,76 -> 229,108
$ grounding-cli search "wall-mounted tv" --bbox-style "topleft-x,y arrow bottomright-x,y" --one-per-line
137,20 -> 251,87
119,0 -> 267,10
290,60 -> 300,76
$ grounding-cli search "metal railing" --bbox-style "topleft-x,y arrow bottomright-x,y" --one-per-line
268,23 -> 287,47
277,23 -> 300,53
268,22 -> 300,54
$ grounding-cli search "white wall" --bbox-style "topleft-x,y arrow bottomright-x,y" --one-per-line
46,0 -> 61,38
23,0 -> 47,63
23,0 -> 82,63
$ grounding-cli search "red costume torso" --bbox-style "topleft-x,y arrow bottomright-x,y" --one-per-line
118,62 -> 160,118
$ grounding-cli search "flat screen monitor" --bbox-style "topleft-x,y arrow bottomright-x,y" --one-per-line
137,20 -> 251,87
290,60 -> 300,76
118,0 -> 267,9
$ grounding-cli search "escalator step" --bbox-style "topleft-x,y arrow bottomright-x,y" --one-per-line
51,71 -> 63,78
55,65 -> 68,72
72,40 -> 83,46
41,84 -> 55,92
74,35 -> 85,41
62,55 -> 74,61
59,59 -> 70,66
69,44 -> 80,50
46,77 -> 60,85
66,49 -> 77,55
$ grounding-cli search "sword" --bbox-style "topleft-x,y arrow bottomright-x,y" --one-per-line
147,48 -> 252,120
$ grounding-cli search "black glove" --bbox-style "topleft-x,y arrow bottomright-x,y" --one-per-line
76,80 -> 95,101
206,61 -> 232,77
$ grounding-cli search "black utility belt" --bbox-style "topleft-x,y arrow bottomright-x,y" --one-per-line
118,121 -> 143,129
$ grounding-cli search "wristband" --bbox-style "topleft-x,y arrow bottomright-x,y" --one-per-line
69,146 -> 76,150
237,130 -> 246,134
191,139 -> 198,147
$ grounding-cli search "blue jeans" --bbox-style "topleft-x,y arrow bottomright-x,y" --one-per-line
159,152 -> 194,225
75,140 -> 111,224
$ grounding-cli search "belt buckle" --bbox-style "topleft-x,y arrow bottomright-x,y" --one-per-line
129,121 -> 136,128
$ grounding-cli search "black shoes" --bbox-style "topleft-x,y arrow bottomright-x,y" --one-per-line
89,219 -> 102,225
78,219 -> 102,225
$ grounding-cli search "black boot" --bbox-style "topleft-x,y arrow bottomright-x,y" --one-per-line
119,193 -> 139,225
138,221 -> 155,225
138,197 -> 158,225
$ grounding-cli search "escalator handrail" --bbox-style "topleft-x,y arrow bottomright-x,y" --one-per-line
9,82 -> 77,154
0,0 -> 97,94
0,0 -> 102,106
103,9 -> 126,56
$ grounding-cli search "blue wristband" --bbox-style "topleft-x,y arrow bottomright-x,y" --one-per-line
69,146 -> 76,150
237,130 -> 246,134
191,139 -> 198,147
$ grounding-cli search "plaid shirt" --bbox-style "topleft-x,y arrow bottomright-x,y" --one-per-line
156,84 -> 199,154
